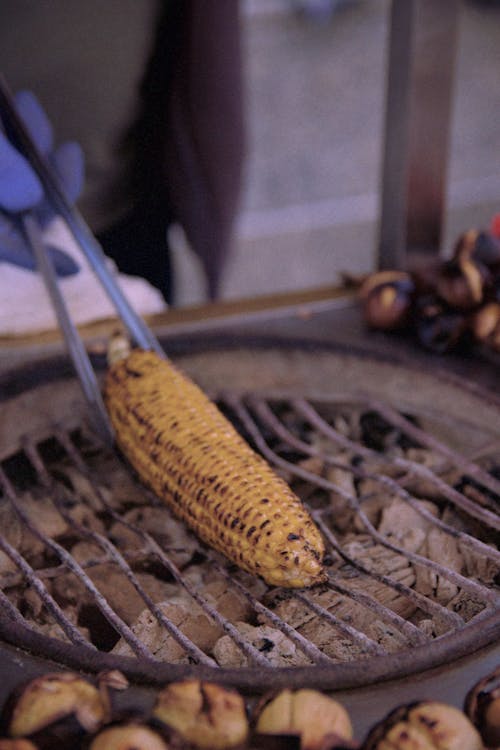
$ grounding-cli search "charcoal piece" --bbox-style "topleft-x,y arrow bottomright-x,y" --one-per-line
359,411 -> 420,452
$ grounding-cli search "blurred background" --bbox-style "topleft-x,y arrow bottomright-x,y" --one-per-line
1,0 -> 500,308
174,0 -> 500,305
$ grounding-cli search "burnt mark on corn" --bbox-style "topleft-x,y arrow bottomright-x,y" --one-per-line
105,348 -> 326,588
124,364 -> 145,378
131,407 -> 147,425
305,542 -> 323,561
417,714 -> 438,729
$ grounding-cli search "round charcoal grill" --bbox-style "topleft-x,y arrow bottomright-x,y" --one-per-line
0,336 -> 499,728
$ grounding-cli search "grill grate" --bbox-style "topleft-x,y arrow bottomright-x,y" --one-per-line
0,376 -> 499,690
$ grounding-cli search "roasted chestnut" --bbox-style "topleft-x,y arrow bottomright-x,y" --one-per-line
454,228 -> 500,273
465,665 -> 500,748
253,688 -> 354,750
471,302 -> 500,352
359,271 -> 415,330
362,700 -> 483,750
152,679 -> 249,749
436,255 -> 488,310
252,733 -> 358,750
95,671 -> 129,725
491,275 -> 500,303
414,297 -> 467,353
88,722 -> 170,750
4,672 -> 107,749
0,741 -> 39,750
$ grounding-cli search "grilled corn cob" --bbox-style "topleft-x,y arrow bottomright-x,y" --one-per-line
103,345 -> 326,588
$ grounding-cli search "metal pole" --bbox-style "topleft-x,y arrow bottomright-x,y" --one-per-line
378,0 -> 460,270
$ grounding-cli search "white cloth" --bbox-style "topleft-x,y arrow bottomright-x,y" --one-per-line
0,217 -> 167,336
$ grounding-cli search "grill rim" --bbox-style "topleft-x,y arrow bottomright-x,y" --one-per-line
1,331 -> 500,409
1,333 -> 499,691
0,605 -> 498,692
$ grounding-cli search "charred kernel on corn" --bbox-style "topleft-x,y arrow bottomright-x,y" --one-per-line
103,348 -> 326,588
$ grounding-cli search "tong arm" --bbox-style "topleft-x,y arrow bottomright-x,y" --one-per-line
0,75 -> 163,356
21,213 -> 114,443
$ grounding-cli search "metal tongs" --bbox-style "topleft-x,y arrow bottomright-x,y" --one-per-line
0,76 -> 164,443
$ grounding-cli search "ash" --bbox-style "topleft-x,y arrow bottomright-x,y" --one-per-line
1,386 -> 499,669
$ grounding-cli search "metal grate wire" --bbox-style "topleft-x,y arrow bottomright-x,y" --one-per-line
0,390 -> 499,688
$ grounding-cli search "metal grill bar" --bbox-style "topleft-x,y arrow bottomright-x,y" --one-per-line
293,592 -> 386,657
0,383 -> 499,681
55,428 -> 310,668
292,399 -> 500,532
315,517 -> 465,630
0,463 -> 155,661
60,507 -> 218,668
211,561 -> 333,664
255,398 -> 500,563
228,396 -> 499,606
141,534 -> 275,668
325,579 -> 429,648
54,430 -> 267,668
23,436 -> 218,667
369,399 -> 500,499
0,517 -> 90,648
0,589 -> 27,625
